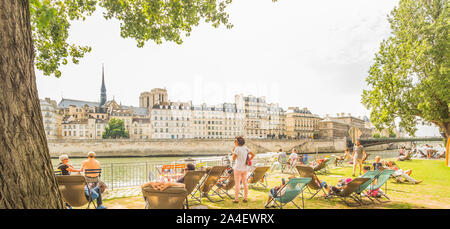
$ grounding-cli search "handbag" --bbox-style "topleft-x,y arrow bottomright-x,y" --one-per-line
245,152 -> 252,166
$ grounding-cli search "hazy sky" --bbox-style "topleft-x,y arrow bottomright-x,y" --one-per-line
35,0 -> 440,136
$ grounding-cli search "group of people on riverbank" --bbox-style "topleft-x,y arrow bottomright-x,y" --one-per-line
56,152 -> 107,209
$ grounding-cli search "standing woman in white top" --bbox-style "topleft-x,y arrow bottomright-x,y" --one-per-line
232,136 -> 255,203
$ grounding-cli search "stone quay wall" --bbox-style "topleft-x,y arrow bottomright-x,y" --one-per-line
47,138 -> 351,158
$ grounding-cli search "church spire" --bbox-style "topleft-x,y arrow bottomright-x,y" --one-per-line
100,64 -> 107,107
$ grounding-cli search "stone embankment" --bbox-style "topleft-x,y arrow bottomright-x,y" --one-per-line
47,138 -> 399,158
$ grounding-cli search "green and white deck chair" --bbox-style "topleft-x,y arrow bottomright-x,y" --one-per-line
266,177 -> 312,209
248,166 -> 270,189
355,170 -> 381,204
183,170 -> 206,208
296,165 -> 327,199
325,177 -> 370,207
368,169 -> 396,203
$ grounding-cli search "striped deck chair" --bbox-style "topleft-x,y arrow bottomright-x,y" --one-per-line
266,177 -> 312,209
325,177 -> 370,207
248,166 -> 270,189
368,169 -> 396,203
296,165 -> 327,199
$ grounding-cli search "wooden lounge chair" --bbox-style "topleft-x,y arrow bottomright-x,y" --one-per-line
183,170 -> 206,208
368,169 -> 396,203
142,185 -> 188,209
266,177 -> 312,209
192,166 -> 227,203
325,177 -> 371,207
296,165 -> 327,199
248,166 -> 270,189
55,175 -> 89,208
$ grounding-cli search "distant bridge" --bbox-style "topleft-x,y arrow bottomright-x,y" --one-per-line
347,137 -> 443,148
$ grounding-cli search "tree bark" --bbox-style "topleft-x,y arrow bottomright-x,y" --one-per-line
0,0 -> 63,208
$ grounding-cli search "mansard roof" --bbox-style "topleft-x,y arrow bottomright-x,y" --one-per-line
58,98 -> 99,108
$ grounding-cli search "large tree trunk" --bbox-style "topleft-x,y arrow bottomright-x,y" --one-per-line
0,0 -> 63,208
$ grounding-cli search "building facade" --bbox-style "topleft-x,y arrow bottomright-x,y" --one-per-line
285,107 -> 321,139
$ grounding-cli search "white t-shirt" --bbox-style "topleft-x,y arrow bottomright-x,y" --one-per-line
233,146 -> 250,172
289,152 -> 298,161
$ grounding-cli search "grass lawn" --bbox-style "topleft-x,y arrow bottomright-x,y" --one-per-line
103,158 -> 450,209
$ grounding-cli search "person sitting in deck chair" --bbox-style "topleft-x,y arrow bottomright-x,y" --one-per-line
335,148 -> 350,166
372,156 -> 384,171
216,168 -> 234,188
176,163 -> 196,183
325,178 -> 352,196
80,151 -> 106,209
264,175 -> 296,208
57,154 -> 81,175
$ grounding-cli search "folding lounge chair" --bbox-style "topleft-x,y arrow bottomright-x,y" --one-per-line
278,157 -> 290,173
325,177 -> 370,207
368,169 -> 396,203
182,170 -> 206,209
248,166 -> 270,189
313,158 -> 330,175
55,175 -> 89,208
354,171 -> 381,204
192,166 -> 227,203
266,177 -> 312,209
214,172 -> 242,199
296,165 -> 327,199
322,158 -> 335,174
142,185 -> 188,209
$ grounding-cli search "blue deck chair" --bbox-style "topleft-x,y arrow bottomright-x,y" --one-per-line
355,170 -> 381,204
266,177 -> 312,209
368,169 -> 395,203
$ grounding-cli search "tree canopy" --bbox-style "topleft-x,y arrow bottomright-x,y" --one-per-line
102,118 -> 130,139
30,0 -> 233,77
362,0 -> 449,138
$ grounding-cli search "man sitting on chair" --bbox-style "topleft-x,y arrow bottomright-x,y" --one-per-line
81,151 -> 106,209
